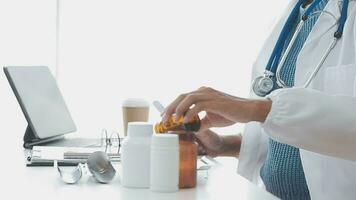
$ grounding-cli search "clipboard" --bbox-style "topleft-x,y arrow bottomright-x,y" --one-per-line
26,146 -> 120,166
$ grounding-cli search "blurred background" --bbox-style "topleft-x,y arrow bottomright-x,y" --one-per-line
0,0 -> 288,140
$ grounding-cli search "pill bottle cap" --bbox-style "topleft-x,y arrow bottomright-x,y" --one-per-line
151,134 -> 179,148
127,122 -> 153,137
87,151 -> 116,183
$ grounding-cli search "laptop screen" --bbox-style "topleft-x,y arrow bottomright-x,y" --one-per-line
4,66 -> 76,139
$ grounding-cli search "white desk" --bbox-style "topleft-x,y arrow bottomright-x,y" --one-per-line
0,122 -> 278,200
1,146 -> 278,200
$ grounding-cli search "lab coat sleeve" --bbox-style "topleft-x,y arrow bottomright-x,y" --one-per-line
238,122 -> 268,184
262,87 -> 356,161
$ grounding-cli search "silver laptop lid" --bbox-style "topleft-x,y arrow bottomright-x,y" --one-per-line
4,66 -> 76,139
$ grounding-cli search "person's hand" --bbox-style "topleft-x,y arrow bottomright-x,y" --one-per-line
195,129 -> 224,157
175,130 -> 225,157
199,112 -> 235,131
193,129 -> 242,157
162,87 -> 271,130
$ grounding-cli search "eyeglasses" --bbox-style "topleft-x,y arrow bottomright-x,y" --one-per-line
85,129 -> 121,155
101,129 -> 121,154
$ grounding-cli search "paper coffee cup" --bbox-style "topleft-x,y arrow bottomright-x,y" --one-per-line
122,98 -> 149,136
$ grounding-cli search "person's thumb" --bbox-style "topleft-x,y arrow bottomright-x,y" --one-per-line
199,116 -> 212,131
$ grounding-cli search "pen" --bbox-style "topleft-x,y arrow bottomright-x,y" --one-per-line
26,161 -> 80,167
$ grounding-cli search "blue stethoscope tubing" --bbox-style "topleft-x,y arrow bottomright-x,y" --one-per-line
253,0 -> 350,97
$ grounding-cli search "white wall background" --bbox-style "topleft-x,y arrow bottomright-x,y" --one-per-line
0,0 -> 57,147
57,0 -> 289,137
0,0 -> 289,141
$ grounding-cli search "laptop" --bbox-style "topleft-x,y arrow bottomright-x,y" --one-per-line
4,66 -> 99,149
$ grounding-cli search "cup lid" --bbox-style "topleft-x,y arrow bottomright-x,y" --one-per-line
127,122 -> 153,137
122,98 -> 149,107
151,134 -> 179,148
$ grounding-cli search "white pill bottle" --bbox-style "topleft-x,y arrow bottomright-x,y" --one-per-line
121,122 -> 153,188
150,134 -> 179,192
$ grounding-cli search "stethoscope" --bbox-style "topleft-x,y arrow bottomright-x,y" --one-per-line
253,0 -> 350,97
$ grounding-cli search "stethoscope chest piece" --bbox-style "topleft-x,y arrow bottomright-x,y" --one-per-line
252,74 -> 274,97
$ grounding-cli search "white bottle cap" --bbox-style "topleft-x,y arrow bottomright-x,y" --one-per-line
151,134 -> 179,148
127,122 -> 153,137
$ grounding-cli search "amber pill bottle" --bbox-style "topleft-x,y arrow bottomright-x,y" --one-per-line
154,115 -> 199,188
154,115 -> 201,133
178,132 -> 198,188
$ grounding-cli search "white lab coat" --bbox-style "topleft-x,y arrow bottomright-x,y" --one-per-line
237,0 -> 356,199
